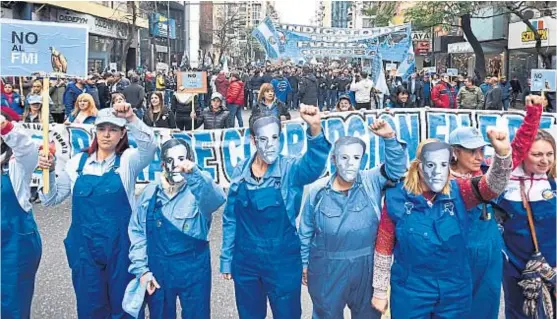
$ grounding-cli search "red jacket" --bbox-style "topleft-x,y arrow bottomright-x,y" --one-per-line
226,80 -> 245,105
215,73 -> 229,97
431,81 -> 457,108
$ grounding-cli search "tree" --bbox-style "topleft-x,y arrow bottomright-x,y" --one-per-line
362,2 -> 398,27
504,1 -> 556,69
212,5 -> 244,67
111,1 -> 141,72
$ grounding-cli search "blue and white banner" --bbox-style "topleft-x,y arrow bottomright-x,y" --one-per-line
22,109 -> 557,188
0,19 -> 88,77
396,41 -> 416,80
253,21 -> 412,62
252,17 -> 281,59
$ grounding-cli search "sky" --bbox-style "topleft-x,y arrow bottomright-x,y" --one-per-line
274,0 -> 317,25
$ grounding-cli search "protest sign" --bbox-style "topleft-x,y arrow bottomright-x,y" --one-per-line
531,69 -> 556,92
447,68 -> 459,76
21,108 -> 557,189
423,66 -> 436,74
0,19 -> 88,77
177,72 -> 208,93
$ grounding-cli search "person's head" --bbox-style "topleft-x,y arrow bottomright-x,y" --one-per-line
26,95 -> 43,115
150,92 -> 163,108
258,83 -> 275,102
3,83 -> 13,94
230,72 -> 239,81
1,107 -> 21,164
336,95 -> 353,111
31,80 -> 42,94
73,93 -> 97,116
86,74 -> 98,85
423,75 -> 430,82
332,136 -> 366,183
500,76 -> 507,83
441,74 -> 450,83
490,77 -> 499,85
411,73 -> 417,79
131,75 -> 140,83
343,69 -> 349,76
210,92 -> 223,111
405,139 -> 452,195
523,130 -> 556,177
111,93 -> 126,105
433,74 -> 439,80
449,127 -> 489,173
160,138 -> 196,185
527,78 -> 532,86
464,77 -> 474,88
360,71 -> 368,79
89,108 -> 129,156
249,112 -> 281,165
396,87 -> 409,103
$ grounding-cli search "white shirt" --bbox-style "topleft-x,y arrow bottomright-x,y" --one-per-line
40,119 -> 157,209
350,78 -> 374,103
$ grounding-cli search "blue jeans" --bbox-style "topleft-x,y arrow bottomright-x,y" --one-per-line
318,91 -> 326,111
287,91 -> 299,110
252,91 -> 259,109
227,104 -> 243,128
503,99 -> 510,111
327,89 -> 338,108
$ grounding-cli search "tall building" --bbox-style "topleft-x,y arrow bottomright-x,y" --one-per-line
314,0 -> 332,27
320,1 -> 373,29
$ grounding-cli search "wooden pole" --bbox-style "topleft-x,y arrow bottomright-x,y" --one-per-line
191,94 -> 196,131
19,77 -> 24,107
42,77 -> 50,193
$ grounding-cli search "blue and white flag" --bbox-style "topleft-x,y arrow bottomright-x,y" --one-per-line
396,41 -> 415,80
372,52 -> 389,96
252,17 -> 281,59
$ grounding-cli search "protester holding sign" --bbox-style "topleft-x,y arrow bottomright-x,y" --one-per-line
38,104 -> 157,319
220,106 -> 331,319
449,95 -> 544,319
1,107 -> 41,319
371,131 -> 513,318
299,121 -> 407,319
127,139 -> 225,319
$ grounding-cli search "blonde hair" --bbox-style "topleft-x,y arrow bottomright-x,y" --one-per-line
404,138 -> 452,195
258,83 -> 275,102
72,93 -> 98,117
530,129 -> 556,178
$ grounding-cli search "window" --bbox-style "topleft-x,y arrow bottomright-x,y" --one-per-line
252,4 -> 261,22
362,17 -> 372,28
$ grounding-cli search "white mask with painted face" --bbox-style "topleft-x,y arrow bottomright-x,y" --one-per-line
253,119 -> 280,165
419,147 -> 451,193
162,144 -> 190,185
335,143 -> 364,183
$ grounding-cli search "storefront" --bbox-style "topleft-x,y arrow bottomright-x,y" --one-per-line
49,7 -> 138,72
508,16 -> 557,87
447,41 -> 507,77
412,31 -> 433,70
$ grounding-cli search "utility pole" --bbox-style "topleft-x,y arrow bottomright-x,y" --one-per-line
167,1 -> 171,66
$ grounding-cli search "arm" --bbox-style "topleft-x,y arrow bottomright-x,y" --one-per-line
373,205 -> 395,299
186,166 -> 226,218
365,137 -> 407,189
477,88 -> 484,107
350,78 -> 357,92
510,103 -> 543,168
138,87 -> 145,106
122,117 -> 157,178
40,159 -> 74,206
299,188 -> 317,269
456,88 -> 463,107
431,85 -> 440,106
290,128 -> 332,186
1,121 -> 38,173
171,95 -> 177,113
63,90 -> 73,116
220,166 -> 242,274
168,110 -> 176,128
128,191 -> 150,278
280,103 -> 291,120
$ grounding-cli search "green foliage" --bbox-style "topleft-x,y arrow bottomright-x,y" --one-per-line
404,1 -> 478,31
362,2 -> 397,27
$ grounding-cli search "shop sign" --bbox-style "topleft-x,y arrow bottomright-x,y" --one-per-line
149,13 -> 176,39
508,17 -> 556,49
448,42 -> 473,54
51,9 -> 129,40
412,31 -> 431,41
415,41 -> 431,56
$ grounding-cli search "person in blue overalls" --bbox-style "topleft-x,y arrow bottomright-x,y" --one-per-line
449,95 -> 544,319
220,105 -> 331,319
299,119 -> 407,319
38,102 -> 157,318
127,138 -> 226,319
371,132 -> 513,319
497,128 -> 556,319
1,107 -> 41,319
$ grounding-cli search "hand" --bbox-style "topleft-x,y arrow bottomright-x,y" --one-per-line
0,114 -> 6,129
190,111 -> 197,120
302,268 -> 308,286
369,119 -> 395,138
112,102 -> 135,120
177,159 -> 195,174
526,95 -> 544,106
487,129 -> 511,157
299,104 -> 321,135
371,296 -> 388,313
38,152 -> 55,170
222,273 -> 232,280
21,95 -> 25,102
280,115 -> 287,122
140,272 -> 160,295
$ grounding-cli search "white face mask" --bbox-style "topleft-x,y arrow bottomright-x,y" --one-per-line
420,148 -> 450,193
254,121 -> 280,165
162,144 -> 190,185
335,143 -> 364,183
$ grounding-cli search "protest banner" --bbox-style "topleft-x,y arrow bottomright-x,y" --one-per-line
21,108 -> 557,189
531,69 -> 556,92
177,71 -> 208,93
447,68 -> 459,76
0,19 -> 88,77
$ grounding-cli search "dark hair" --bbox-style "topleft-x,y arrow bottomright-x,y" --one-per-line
248,110 -> 281,137
87,129 -> 130,156
161,138 -> 195,162
360,71 -> 368,78
147,92 -> 165,123
396,86 -> 409,97
131,75 -> 140,83
111,93 -> 126,105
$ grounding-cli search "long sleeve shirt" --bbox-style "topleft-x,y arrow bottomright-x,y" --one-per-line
299,137 -> 407,267
128,167 -> 226,278
220,129 -> 332,274
1,122 -> 39,212
39,118 -> 157,209
350,78 -> 374,103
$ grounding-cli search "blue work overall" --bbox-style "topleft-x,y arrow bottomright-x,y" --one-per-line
1,171 -> 42,319
65,153 -> 134,318
466,204 -> 503,319
232,182 -> 302,319
387,182 -> 472,319
308,185 -> 381,319
142,188 -> 211,319
499,178 -> 556,319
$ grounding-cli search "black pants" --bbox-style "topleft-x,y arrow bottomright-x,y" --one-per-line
51,113 -> 65,124
355,102 -> 370,110
175,115 -> 193,131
